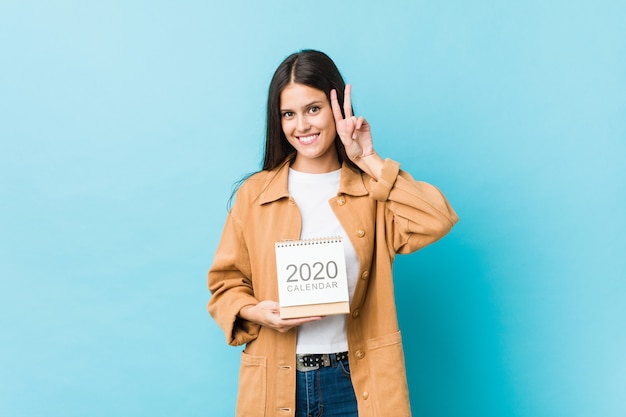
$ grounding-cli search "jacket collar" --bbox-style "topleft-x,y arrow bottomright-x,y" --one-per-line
258,160 -> 369,205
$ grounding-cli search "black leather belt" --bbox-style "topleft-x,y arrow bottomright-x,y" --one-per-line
296,351 -> 349,368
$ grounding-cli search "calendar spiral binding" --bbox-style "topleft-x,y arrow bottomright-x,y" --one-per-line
275,236 -> 343,248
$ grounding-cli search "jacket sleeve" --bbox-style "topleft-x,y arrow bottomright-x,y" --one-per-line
369,158 -> 459,255
207,207 -> 261,346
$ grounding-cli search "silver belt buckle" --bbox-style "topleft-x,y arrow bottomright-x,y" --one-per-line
321,354 -> 331,367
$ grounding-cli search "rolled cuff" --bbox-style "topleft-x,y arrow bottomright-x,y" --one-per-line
211,294 -> 261,346
370,158 -> 400,201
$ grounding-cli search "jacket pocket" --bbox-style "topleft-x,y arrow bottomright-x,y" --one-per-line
236,352 -> 267,417
366,331 -> 411,416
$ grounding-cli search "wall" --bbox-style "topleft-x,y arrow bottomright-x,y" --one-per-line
1,1 -> 624,416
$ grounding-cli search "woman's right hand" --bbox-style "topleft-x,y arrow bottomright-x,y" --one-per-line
239,300 -> 323,333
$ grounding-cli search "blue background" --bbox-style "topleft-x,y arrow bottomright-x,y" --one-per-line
1,1 -> 624,416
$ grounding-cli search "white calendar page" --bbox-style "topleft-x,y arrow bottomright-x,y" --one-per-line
275,237 -> 350,318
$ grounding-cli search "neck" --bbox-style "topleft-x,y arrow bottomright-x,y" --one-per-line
290,156 -> 341,173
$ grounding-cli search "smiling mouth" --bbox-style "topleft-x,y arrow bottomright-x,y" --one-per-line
296,133 -> 319,144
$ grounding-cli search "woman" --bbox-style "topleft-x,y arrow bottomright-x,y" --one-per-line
208,50 -> 458,417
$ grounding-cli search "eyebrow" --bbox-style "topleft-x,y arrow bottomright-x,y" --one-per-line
280,100 -> 325,112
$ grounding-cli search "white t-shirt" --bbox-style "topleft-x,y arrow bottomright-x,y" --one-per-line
288,168 -> 360,354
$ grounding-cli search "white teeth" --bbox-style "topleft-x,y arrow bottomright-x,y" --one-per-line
297,134 -> 318,144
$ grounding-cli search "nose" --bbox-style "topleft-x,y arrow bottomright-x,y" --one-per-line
296,115 -> 310,132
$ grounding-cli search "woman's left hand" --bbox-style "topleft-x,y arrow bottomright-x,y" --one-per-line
331,84 -> 374,161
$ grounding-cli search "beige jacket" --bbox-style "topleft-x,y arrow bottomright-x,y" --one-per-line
208,158 -> 458,416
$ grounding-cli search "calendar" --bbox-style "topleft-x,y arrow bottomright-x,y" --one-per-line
275,237 -> 350,319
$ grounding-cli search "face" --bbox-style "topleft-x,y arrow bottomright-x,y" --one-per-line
280,82 -> 339,173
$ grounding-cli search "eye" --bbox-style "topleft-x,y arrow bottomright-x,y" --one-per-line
282,111 -> 294,119
308,106 -> 320,114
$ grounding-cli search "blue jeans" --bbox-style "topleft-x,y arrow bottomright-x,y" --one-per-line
295,354 -> 358,417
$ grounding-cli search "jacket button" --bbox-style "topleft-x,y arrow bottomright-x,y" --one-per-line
356,229 -> 365,237
337,197 -> 346,206
352,309 -> 360,318
362,391 -> 369,400
355,350 -> 365,359
361,271 -> 369,280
